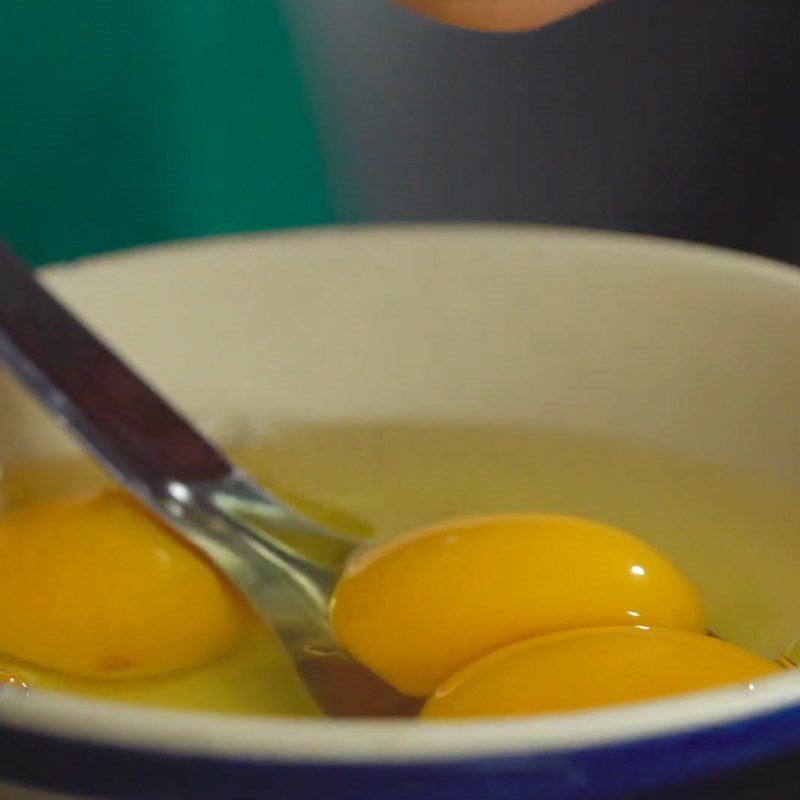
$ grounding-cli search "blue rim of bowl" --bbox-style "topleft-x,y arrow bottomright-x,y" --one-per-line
3,670 -> 800,799
3,687 -> 800,800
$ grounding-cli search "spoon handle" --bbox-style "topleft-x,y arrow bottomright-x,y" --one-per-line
0,241 -> 352,550
0,241 -> 232,491
0,240 -> 357,559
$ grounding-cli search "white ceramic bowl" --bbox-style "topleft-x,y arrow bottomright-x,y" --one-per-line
2,226 -> 800,800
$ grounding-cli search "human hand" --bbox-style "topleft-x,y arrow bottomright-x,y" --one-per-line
395,0 -> 603,30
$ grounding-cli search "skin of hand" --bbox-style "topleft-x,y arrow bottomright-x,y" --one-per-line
395,0 -> 602,30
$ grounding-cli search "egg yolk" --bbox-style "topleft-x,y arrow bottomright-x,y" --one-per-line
0,489 -> 253,679
422,627 -> 780,719
332,514 -> 705,696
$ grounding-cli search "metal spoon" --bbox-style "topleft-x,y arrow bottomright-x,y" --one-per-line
0,241 -> 418,717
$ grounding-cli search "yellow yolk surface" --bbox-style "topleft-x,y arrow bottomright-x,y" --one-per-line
422,627 -> 781,718
332,514 -> 706,696
0,489 -> 253,679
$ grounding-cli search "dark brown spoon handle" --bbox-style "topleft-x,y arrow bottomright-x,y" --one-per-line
0,241 -> 231,494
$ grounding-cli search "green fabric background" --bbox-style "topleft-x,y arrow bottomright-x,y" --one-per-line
1,2 -> 335,266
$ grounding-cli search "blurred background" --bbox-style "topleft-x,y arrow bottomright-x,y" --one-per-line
2,0 -> 799,267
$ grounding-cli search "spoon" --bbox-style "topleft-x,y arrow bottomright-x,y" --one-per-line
0,241 -> 419,717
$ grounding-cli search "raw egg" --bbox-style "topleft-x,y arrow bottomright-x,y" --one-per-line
332,514 -> 705,696
0,489 -> 253,679
422,627 -> 781,718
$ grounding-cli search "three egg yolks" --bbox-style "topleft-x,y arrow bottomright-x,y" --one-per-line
0,492 -> 779,715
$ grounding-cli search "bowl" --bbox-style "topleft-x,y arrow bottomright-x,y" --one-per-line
2,225 -> 800,800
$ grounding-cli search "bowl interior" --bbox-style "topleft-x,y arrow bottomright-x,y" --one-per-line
2,225 -> 800,759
